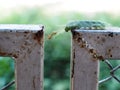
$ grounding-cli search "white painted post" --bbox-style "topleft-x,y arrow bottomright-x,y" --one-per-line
0,25 -> 44,90
71,29 -> 120,90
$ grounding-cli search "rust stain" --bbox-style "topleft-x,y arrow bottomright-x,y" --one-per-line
71,48 -> 75,78
88,49 -> 104,60
108,49 -> 111,52
10,30 -> 12,32
33,30 -> 43,44
21,44 -> 26,49
97,55 -> 104,60
77,37 -> 82,42
0,51 -> 7,56
111,47 -> 114,49
73,31 -> 105,61
94,71 -> 97,75
24,34 -> 27,37
108,33 -> 114,37
97,36 -> 100,39
89,49 -> 96,54
0,51 -> 18,58
104,34 -> 107,37
106,48 -> 113,58
110,54 -> 112,57
80,41 -> 86,48
12,54 -> 18,58
101,38 -> 106,43
33,76 -> 36,89
73,32 -> 87,48
115,33 -> 118,36
73,49 -> 75,59
71,59 -> 75,78
24,31 -> 30,34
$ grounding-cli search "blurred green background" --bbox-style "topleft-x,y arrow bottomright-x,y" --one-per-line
0,7 -> 120,90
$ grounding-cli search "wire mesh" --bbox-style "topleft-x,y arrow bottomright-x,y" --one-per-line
0,80 -> 15,90
99,60 -> 120,84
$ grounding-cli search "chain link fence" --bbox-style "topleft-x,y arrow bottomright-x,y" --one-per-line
0,80 -> 15,90
1,60 -> 120,90
99,60 -> 120,84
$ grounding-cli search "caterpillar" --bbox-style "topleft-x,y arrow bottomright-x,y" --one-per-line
65,20 -> 106,32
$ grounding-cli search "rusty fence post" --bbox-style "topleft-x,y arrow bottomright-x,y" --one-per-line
71,29 -> 120,90
0,24 -> 44,90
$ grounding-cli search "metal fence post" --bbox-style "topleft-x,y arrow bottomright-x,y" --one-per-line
71,29 -> 120,90
0,24 -> 44,90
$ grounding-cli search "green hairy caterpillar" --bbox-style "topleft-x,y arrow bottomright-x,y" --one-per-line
65,20 -> 106,32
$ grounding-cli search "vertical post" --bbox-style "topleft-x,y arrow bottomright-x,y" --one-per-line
0,25 -> 44,90
71,31 -> 99,90
71,29 -> 120,90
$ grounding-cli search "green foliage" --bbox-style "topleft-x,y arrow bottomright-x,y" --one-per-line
0,57 -> 14,90
0,7 -> 120,90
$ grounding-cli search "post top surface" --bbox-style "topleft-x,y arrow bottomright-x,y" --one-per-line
74,27 -> 120,33
0,24 -> 44,32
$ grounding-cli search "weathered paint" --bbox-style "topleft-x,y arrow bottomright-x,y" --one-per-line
71,29 -> 120,90
0,24 -> 44,90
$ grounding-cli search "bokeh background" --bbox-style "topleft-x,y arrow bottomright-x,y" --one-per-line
0,0 -> 120,90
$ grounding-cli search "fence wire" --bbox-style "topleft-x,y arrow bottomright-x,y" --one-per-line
0,80 -> 15,90
1,60 -> 120,89
99,60 -> 120,84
